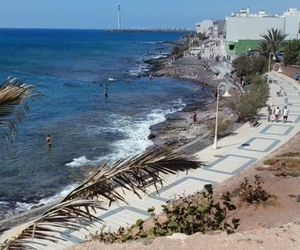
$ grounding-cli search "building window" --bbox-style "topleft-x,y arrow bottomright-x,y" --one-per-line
229,44 -> 235,50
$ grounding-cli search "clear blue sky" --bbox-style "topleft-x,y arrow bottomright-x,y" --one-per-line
0,0 -> 299,29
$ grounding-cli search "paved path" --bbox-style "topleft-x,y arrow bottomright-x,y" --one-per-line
1,72 -> 299,249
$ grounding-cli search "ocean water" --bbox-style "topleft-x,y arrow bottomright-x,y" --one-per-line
0,29 -> 203,219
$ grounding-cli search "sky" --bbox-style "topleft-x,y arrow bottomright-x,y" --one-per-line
0,0 -> 300,29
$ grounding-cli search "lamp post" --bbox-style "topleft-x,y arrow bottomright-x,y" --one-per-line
267,53 -> 277,106
213,82 -> 231,149
270,62 -> 283,106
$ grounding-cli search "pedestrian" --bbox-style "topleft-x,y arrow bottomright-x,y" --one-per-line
267,106 -> 272,122
295,72 -> 299,84
282,106 -> 289,123
191,112 -> 197,125
215,89 -> 218,101
241,80 -> 245,89
274,106 -> 281,122
45,135 -> 52,148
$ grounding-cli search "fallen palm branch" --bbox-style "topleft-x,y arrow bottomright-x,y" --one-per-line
2,200 -> 105,250
63,147 -> 202,204
0,77 -> 41,143
3,147 -> 201,249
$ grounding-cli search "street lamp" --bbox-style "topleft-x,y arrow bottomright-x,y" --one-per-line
273,63 -> 283,73
270,62 -> 283,106
267,53 -> 278,106
268,53 -> 277,72
213,82 -> 231,149
267,52 -> 276,83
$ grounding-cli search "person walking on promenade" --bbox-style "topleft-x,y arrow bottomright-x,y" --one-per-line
274,106 -> 281,122
46,135 -> 52,148
267,106 -> 272,122
282,106 -> 289,123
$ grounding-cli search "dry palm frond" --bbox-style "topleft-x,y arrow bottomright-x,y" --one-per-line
63,147 -> 202,204
0,77 -> 40,143
3,200 -> 105,250
3,148 -> 201,249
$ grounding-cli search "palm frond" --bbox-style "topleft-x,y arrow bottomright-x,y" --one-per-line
258,41 -> 270,57
3,148 -> 201,249
0,77 -> 41,143
63,147 -> 202,204
260,28 -> 287,54
3,200 -> 105,250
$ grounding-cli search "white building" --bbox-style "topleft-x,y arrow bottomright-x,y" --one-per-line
196,19 -> 214,35
226,8 -> 300,43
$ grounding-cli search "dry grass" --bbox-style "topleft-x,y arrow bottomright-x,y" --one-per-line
260,152 -> 300,177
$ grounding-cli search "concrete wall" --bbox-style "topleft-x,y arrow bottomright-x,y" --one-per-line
226,17 -> 285,42
285,15 -> 300,39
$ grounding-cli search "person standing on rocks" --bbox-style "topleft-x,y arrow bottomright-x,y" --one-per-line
191,112 -> 197,126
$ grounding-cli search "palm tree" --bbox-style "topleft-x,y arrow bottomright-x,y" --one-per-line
0,77 -> 39,143
260,28 -> 287,56
257,41 -> 270,57
2,147 -> 202,249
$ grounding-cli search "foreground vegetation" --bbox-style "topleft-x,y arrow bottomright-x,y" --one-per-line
1,148 -> 201,250
0,77 -> 39,143
91,185 -> 239,243
89,176 -> 273,245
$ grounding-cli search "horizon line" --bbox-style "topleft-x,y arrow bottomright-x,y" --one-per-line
0,27 -> 194,31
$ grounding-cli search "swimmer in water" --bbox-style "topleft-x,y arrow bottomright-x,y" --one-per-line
46,135 -> 52,148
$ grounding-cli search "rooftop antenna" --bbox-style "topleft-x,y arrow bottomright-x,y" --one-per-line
116,1 -> 121,30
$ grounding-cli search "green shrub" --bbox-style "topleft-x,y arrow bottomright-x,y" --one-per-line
283,40 -> 300,66
207,115 -> 234,137
90,185 -> 240,244
233,55 -> 268,77
239,175 -> 272,204
225,76 -> 269,121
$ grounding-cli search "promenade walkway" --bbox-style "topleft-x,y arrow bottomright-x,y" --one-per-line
1,71 -> 299,249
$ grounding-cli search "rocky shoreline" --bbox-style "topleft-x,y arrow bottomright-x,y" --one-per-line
0,51 -> 235,235
145,54 -> 236,155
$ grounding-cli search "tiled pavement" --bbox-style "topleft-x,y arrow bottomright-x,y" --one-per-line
2,72 -> 300,249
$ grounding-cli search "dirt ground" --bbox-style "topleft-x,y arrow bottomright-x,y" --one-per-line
72,130 -> 300,250
72,222 -> 300,250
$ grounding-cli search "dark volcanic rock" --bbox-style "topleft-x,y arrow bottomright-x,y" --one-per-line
150,122 -> 167,131
148,134 -> 156,140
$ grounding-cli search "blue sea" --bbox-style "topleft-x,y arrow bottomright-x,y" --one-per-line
0,29 -> 202,219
